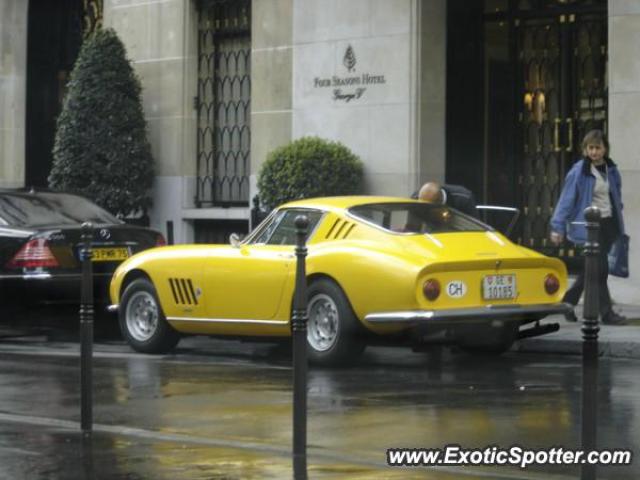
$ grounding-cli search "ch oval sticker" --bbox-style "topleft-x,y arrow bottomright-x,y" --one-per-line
446,280 -> 467,298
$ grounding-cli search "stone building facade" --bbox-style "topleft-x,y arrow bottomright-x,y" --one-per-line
98,0 -> 445,245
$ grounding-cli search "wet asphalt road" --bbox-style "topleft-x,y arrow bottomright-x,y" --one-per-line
0,309 -> 638,479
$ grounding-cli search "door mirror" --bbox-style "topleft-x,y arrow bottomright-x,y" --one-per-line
229,232 -> 243,248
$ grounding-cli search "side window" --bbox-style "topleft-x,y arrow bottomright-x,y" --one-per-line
389,210 -> 409,231
355,208 -> 389,228
251,211 -> 285,244
266,210 -> 323,245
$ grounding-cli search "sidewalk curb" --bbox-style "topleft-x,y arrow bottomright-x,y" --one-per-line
517,337 -> 640,359
517,315 -> 640,360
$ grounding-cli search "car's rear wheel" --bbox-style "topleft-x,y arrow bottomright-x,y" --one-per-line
306,279 -> 365,367
119,278 -> 180,353
458,322 -> 519,355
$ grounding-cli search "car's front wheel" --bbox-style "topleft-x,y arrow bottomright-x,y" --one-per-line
119,278 -> 180,354
306,279 -> 365,367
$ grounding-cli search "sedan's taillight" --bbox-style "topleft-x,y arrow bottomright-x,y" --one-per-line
544,274 -> 560,295
156,234 -> 166,246
423,278 -> 441,301
6,238 -> 60,269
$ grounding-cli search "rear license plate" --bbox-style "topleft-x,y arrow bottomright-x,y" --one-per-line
482,274 -> 516,300
91,247 -> 130,262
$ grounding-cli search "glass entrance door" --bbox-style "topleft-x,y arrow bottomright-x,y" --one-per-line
515,10 -> 607,260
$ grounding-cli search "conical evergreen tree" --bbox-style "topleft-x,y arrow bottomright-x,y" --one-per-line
49,28 -> 153,218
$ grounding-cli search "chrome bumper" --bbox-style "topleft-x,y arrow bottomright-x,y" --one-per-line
364,302 -> 571,325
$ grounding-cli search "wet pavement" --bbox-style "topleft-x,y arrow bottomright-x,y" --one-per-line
0,317 -> 638,480
518,304 -> 640,358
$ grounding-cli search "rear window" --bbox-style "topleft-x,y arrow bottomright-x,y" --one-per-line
348,202 -> 487,234
0,192 -> 122,227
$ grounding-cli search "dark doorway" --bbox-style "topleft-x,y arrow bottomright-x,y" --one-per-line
447,0 -> 607,263
446,1 -> 485,203
194,220 -> 249,244
25,0 -> 84,188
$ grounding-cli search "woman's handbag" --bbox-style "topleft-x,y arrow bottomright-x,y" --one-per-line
608,234 -> 630,278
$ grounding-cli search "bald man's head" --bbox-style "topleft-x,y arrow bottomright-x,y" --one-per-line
418,182 -> 444,204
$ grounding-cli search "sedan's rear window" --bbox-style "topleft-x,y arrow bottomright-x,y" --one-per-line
0,192 -> 121,227
349,202 -> 487,234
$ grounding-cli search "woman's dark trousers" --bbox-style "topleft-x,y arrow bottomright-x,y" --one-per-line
563,216 -> 619,316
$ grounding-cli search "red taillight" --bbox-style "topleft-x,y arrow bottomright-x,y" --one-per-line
156,234 -> 167,247
423,278 -> 441,301
6,238 -> 60,269
544,274 -> 560,295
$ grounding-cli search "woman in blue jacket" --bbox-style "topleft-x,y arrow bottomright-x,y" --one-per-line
550,129 -> 626,325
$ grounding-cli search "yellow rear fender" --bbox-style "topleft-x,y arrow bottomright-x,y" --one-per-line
305,243 -> 420,322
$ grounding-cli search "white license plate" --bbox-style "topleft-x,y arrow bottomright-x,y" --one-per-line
482,274 -> 516,300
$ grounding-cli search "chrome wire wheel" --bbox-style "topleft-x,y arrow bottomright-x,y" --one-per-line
307,293 -> 339,352
125,290 -> 159,342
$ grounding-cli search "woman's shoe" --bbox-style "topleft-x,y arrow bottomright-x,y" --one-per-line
564,309 -> 578,322
602,311 -> 627,325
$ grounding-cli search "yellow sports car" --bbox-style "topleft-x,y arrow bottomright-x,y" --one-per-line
109,196 -> 569,366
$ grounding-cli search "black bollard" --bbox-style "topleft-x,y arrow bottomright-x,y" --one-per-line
80,222 -> 94,435
251,195 -> 261,231
292,215 -> 309,480
81,434 -> 95,477
581,206 -> 600,480
166,220 -> 174,245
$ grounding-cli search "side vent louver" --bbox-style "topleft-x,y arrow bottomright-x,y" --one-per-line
169,278 -> 198,305
342,223 -> 356,238
325,219 -> 356,240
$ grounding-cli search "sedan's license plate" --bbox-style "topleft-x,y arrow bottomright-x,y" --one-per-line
91,247 -> 130,262
483,274 -> 516,300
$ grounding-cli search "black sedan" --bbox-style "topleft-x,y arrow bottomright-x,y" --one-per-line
0,189 -> 164,308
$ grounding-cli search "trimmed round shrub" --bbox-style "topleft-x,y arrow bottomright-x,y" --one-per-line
257,137 -> 364,210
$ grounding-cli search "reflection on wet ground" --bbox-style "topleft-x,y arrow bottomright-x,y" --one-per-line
0,322 -> 637,479
0,423 -> 502,480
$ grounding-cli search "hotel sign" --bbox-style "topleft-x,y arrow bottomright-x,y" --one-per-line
312,45 -> 387,102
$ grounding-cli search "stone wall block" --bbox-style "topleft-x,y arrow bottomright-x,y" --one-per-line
109,4 -> 150,61
149,0 -> 184,60
252,47 -> 293,111
253,0 -> 293,49
293,0 -> 369,44
251,111 -> 292,172
134,59 -> 184,118
610,0 -> 640,16
370,0 -> 411,36
609,15 -> 640,93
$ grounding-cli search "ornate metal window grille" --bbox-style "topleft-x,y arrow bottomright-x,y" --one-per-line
82,0 -> 103,36
196,0 -> 251,207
